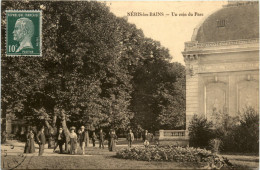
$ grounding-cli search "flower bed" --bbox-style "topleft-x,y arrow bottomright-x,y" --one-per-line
116,146 -> 233,169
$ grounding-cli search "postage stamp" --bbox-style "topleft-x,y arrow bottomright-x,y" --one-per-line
5,10 -> 42,56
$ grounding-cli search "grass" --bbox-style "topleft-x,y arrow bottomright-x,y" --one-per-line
1,144 -> 258,169
1,146 -> 201,169
2,155 -> 203,169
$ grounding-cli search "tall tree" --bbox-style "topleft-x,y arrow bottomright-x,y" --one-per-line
131,59 -> 186,132
1,1 -> 186,140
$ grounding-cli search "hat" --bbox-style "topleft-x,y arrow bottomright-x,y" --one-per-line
59,127 -> 63,130
70,126 -> 76,130
80,126 -> 85,129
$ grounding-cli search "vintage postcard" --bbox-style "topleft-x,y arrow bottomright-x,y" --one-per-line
1,0 -> 259,169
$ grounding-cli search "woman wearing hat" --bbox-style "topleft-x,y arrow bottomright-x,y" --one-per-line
69,126 -> 77,154
108,130 -> 117,152
24,129 -> 35,153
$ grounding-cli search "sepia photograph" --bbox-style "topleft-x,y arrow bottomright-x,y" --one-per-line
1,0 -> 259,169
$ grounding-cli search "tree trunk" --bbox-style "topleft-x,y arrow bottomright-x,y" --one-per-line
38,108 -> 57,148
44,119 -> 54,148
60,110 -> 70,153
52,115 -> 57,128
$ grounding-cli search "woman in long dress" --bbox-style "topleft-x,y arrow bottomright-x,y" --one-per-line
69,127 -> 77,154
109,130 -> 117,152
24,129 -> 35,153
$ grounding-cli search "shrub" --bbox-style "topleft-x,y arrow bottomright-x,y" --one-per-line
116,146 -> 233,169
188,115 -> 214,149
214,107 -> 259,153
212,111 -> 239,152
189,108 -> 259,153
233,107 -> 259,153
209,138 -> 222,154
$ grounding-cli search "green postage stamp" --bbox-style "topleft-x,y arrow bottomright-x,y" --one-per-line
6,10 -> 42,56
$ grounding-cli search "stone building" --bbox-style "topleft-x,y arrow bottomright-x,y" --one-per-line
182,1 -> 259,128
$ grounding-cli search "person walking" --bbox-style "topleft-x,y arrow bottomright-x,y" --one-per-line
92,132 -> 97,147
79,126 -> 87,155
24,129 -> 35,153
127,129 -> 134,148
53,128 -> 65,154
98,129 -> 105,149
109,130 -> 117,152
36,127 -> 46,156
69,126 -> 77,155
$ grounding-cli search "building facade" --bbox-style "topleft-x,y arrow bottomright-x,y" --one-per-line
182,1 -> 259,128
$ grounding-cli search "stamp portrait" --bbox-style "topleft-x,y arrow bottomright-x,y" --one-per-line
6,10 -> 42,56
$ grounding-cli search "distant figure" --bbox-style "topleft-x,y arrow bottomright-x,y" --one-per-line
92,132 -> 97,147
109,130 -> 117,152
24,129 -> 35,153
53,128 -> 65,154
98,129 -> 105,149
69,126 -> 77,155
36,127 -> 46,156
77,129 -> 82,143
143,130 -> 150,148
77,129 -> 83,154
13,18 -> 34,52
127,129 -> 135,148
150,133 -> 154,141
79,126 -> 87,155
1,130 -> 7,144
107,130 -> 111,149
47,128 -> 54,149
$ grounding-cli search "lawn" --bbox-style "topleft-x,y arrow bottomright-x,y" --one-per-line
2,146 -> 201,169
2,155 -> 203,169
1,145 -> 258,169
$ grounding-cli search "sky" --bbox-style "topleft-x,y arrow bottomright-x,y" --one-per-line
107,1 -> 228,65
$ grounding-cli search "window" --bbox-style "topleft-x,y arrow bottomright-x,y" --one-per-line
217,19 -> 226,27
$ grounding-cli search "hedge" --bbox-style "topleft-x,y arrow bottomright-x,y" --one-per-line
116,146 -> 233,169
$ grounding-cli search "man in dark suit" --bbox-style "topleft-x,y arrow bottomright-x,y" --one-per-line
79,126 -> 87,155
53,127 -> 65,154
98,129 -> 105,149
36,127 -> 46,156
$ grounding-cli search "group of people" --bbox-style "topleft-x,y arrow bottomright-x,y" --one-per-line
127,129 -> 151,148
24,127 -> 46,155
23,126 -> 151,156
24,127 -> 47,155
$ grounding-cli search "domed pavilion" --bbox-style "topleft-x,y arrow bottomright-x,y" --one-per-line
182,1 -> 259,128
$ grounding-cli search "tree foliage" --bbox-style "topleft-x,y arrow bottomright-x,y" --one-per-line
1,1 -> 186,134
131,61 -> 185,131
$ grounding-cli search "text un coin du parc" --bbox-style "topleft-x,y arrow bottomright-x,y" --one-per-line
127,12 -> 203,17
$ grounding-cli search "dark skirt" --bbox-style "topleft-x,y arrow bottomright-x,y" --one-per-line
24,138 -> 35,153
109,138 -> 116,151
70,138 -> 77,154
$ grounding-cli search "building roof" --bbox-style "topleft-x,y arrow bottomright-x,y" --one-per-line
192,2 -> 259,43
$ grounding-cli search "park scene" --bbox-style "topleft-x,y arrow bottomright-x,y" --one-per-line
1,1 -> 259,169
